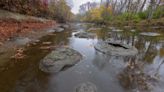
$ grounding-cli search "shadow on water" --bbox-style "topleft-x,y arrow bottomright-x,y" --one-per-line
0,23 -> 164,92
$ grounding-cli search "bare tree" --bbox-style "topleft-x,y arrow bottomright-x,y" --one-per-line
148,0 -> 156,19
118,0 -> 128,13
139,0 -> 147,12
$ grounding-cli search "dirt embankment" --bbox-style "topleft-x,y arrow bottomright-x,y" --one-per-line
0,9 -> 56,42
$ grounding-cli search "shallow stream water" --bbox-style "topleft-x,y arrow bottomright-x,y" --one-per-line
0,23 -> 164,92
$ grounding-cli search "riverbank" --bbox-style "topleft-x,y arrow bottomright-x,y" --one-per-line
107,17 -> 164,28
0,10 -> 56,42
0,10 -> 58,66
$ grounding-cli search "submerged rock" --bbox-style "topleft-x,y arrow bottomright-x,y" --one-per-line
140,32 -> 161,36
39,47 -> 82,73
74,32 -> 96,39
94,40 -> 138,56
75,82 -> 97,92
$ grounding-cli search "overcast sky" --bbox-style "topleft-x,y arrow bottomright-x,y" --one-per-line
71,0 -> 99,14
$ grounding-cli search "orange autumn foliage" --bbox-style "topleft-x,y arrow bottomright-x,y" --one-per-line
0,0 -> 47,17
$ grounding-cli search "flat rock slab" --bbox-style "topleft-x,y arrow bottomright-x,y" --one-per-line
88,28 -> 102,31
48,27 -> 65,33
48,29 -> 56,33
74,32 -> 96,39
75,82 -> 97,92
60,24 -> 69,28
130,29 -> 136,32
54,27 -> 65,32
39,47 -> 82,73
140,32 -> 161,36
94,40 -> 138,56
112,29 -> 123,32
12,37 -> 31,45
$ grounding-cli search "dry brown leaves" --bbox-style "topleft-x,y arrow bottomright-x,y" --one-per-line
0,18 -> 56,42
11,48 -> 26,59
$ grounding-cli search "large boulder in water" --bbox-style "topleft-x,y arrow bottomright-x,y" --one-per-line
54,27 -> 65,32
75,82 -> 97,92
74,32 -> 96,39
61,24 -> 69,29
94,40 -> 138,56
39,47 -> 82,73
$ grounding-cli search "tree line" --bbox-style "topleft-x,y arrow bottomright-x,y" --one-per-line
78,0 -> 164,24
0,0 -> 73,22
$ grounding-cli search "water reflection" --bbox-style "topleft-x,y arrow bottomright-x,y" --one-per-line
0,23 -> 163,92
0,31 -> 71,92
103,27 -> 164,92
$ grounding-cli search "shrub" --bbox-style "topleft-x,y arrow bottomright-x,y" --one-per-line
153,6 -> 164,19
138,12 -> 147,19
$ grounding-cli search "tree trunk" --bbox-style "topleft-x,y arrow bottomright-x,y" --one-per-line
139,0 -> 147,12
119,0 -> 128,13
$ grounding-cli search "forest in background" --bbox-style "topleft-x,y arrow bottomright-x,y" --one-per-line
0,0 -> 73,22
78,0 -> 164,26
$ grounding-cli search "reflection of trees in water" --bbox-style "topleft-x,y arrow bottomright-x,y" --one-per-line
118,57 -> 156,92
96,29 -> 163,91
41,31 -> 71,46
93,52 -> 131,73
13,68 -> 50,92
110,31 -> 137,47
110,31 -> 161,63
143,42 -> 157,63
96,28 -> 109,40
112,32 -> 163,91
159,48 -> 164,57
92,52 -> 110,70
135,36 -> 163,63
154,60 -> 164,77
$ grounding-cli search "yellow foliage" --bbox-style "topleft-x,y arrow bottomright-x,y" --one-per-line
89,7 -> 103,21
82,5 -> 112,22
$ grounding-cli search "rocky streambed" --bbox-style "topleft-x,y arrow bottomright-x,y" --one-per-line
0,23 -> 164,92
